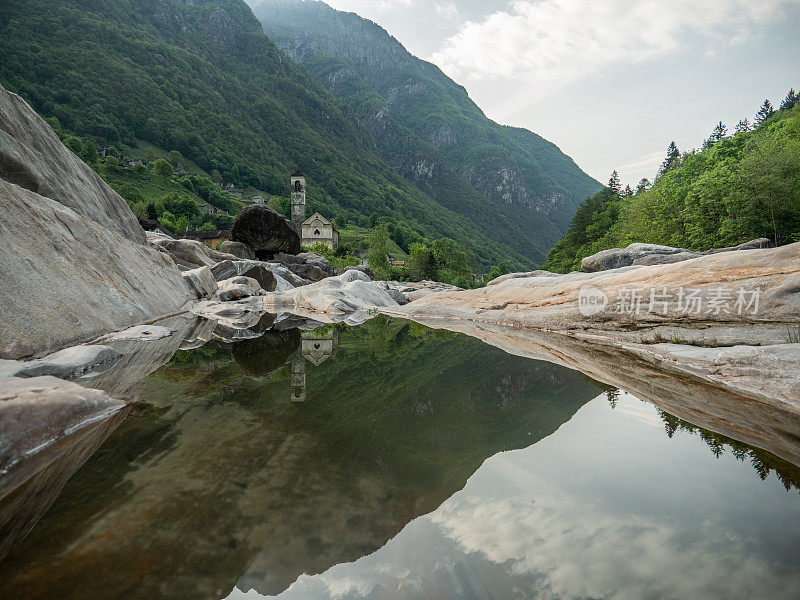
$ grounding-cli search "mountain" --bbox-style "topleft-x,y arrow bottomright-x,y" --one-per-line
544,95 -> 800,273
0,0 -> 533,268
248,0 -> 602,262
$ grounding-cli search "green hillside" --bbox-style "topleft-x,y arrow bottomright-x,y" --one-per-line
248,0 -> 602,262
0,0 -> 534,268
545,93 -> 800,273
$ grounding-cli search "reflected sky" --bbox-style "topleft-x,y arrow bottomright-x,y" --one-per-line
229,394 -> 800,600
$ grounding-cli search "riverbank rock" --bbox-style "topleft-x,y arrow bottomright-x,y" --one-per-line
230,205 -> 300,258
487,270 -> 560,286
335,265 -> 374,279
580,238 -> 775,272
216,276 -> 263,302
0,84 -> 144,244
0,84 -> 193,359
0,345 -> 121,381
272,252 -> 333,282
211,260 -> 278,292
385,243 -> 800,341
147,232 -> 237,270
262,270 -> 402,317
182,266 -> 218,299
581,243 -> 697,272
220,240 -> 256,260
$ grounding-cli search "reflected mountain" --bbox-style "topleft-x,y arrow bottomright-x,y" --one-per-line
0,317 -> 601,599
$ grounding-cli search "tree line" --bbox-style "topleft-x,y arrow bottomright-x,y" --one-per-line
545,88 -> 800,273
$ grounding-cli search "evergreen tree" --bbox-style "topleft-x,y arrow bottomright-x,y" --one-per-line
735,118 -> 751,134
607,170 -> 622,195
755,99 -> 775,125
658,141 -> 681,176
711,121 -> 727,143
780,88 -> 798,111
635,178 -> 651,194
623,185 -> 633,197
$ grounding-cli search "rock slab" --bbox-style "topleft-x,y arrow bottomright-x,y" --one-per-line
0,84 -> 192,359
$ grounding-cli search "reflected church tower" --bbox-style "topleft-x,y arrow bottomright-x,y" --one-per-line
289,329 -> 339,403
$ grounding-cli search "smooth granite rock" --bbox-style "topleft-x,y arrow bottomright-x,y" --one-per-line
0,84 -> 144,243
0,376 -> 126,476
273,252 -> 334,282
216,276 -> 263,302
220,240 -> 256,260
487,270 -> 559,285
0,84 -> 192,359
581,243 -> 697,272
182,266 -> 218,299
147,232 -> 238,270
211,260 -> 278,292
230,205 -> 300,258
0,345 -> 122,380
581,238 -> 776,272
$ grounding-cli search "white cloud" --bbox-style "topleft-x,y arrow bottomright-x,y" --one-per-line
431,0 -> 799,95
434,2 -> 459,19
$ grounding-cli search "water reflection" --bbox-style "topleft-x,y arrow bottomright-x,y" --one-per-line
0,317 -> 601,599
239,394 -> 800,600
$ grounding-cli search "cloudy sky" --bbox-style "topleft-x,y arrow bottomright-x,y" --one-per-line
318,0 -> 800,186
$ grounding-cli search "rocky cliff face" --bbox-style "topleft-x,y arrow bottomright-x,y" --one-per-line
0,84 -> 193,359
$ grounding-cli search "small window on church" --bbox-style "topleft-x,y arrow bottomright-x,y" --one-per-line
314,229 -> 320,236
294,181 -> 302,192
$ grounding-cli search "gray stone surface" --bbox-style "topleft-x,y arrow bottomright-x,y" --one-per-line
0,376 -> 126,475
335,264 -> 374,279
272,252 -> 334,282
581,243 -> 697,272
0,84 -> 193,359
487,270 -> 559,286
262,269 -> 400,315
220,240 -> 256,260
211,260 -> 278,292
581,238 -> 777,272
0,84 -> 144,243
230,205 -> 300,257
216,276 -> 263,302
147,233 -> 238,270
1,345 -> 121,380
0,181 -> 193,359
182,266 -> 218,299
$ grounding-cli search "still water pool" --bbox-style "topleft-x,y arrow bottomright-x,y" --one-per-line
1,317 -> 799,599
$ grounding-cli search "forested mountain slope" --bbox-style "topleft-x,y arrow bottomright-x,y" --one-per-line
545,95 -> 800,273
249,0 -> 602,261
0,0 -> 533,267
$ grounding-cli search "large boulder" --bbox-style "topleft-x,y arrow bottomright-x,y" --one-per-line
581,239 -> 777,273
210,260 -> 278,292
230,205 -> 300,258
581,243 -> 696,272
0,84 -> 193,359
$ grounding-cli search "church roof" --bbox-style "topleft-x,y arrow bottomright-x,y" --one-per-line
302,211 -> 332,226
291,169 -> 304,177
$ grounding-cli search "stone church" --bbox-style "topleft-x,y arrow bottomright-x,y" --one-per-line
290,170 -> 338,250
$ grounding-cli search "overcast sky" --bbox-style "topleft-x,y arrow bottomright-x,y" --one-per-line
318,0 -> 800,186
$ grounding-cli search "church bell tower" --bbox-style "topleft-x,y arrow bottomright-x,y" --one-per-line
290,169 -> 306,232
